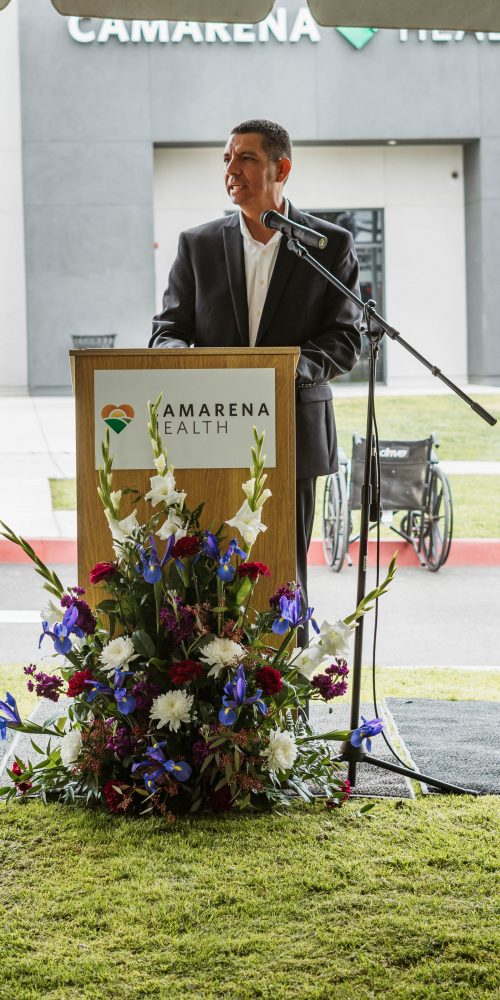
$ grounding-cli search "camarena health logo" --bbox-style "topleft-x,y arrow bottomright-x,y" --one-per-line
101,403 -> 135,434
336,27 -> 378,49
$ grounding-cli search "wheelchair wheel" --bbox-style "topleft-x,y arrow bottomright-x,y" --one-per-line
420,467 -> 453,571
322,467 -> 348,572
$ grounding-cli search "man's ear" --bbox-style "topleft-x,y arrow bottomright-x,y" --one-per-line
276,157 -> 292,184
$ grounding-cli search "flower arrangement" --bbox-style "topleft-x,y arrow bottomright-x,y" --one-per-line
0,398 -> 394,820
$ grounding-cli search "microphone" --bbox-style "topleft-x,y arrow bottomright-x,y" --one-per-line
260,210 -> 328,250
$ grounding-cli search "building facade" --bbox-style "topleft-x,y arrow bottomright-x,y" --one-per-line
1,0 -> 500,392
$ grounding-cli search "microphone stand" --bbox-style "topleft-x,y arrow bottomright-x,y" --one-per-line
286,235 -> 496,796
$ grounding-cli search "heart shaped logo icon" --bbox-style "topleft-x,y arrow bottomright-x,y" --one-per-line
101,403 -> 135,434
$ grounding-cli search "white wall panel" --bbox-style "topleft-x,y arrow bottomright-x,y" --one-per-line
154,143 -> 467,385
0,0 -> 27,392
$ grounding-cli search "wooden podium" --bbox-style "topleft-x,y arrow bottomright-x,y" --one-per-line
71,347 -> 299,608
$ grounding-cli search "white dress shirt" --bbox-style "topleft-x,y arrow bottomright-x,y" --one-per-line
240,201 -> 289,347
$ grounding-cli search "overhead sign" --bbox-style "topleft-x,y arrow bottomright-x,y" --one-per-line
67,8 -> 321,42
94,369 -> 276,469
67,13 -> 500,45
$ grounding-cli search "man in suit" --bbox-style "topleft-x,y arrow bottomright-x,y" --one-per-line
150,119 -> 362,618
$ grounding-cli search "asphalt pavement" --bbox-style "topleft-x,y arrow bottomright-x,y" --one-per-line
1,561 -> 499,668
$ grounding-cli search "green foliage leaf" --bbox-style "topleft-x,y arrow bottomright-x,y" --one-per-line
132,630 -> 155,659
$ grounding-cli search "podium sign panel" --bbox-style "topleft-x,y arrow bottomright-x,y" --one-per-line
71,347 -> 298,610
94,368 -> 276,469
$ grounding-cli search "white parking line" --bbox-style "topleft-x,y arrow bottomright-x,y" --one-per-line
0,611 -> 41,624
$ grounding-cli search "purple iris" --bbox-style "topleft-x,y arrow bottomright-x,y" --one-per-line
271,592 -> 320,636
0,692 -> 22,740
219,664 -> 267,726
350,716 -> 384,752
131,741 -> 192,793
85,670 -> 136,715
217,539 -> 247,583
39,605 -> 84,655
136,533 -> 175,584
201,531 -> 220,560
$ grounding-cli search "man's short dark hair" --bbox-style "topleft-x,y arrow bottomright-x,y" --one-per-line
231,119 -> 292,162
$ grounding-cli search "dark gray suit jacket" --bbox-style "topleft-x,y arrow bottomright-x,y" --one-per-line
150,203 -> 362,478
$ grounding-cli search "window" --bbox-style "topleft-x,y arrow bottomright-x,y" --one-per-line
308,209 -> 385,383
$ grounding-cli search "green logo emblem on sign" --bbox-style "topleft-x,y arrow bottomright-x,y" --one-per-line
336,27 -> 379,50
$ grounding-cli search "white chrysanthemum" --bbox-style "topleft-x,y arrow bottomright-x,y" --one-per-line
100,635 -> 138,677
60,728 -> 82,768
156,512 -> 187,542
145,473 -> 186,510
226,500 -> 267,546
318,619 -> 354,657
199,637 -> 246,679
150,690 -> 194,732
40,599 -> 64,627
105,508 -> 140,544
261,729 -> 298,775
242,477 -> 272,509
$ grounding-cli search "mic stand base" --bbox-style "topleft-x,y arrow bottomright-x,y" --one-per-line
332,742 -> 479,796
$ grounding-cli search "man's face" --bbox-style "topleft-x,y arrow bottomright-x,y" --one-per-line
223,132 -> 290,215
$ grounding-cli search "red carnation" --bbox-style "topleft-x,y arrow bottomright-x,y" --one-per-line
89,561 -> 117,585
11,760 -> 32,794
326,779 -> 352,808
210,785 -> 233,814
102,780 -> 129,813
255,665 -> 283,695
237,561 -> 271,582
168,660 -> 205,686
172,536 -> 200,559
67,667 -> 94,698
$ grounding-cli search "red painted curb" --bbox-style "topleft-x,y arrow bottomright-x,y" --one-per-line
0,537 -> 499,568
307,538 -> 500,567
0,539 -> 77,564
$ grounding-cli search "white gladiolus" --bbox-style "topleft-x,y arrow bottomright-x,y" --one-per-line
156,512 -> 187,542
154,454 -> 167,475
261,729 -> 298,775
199,637 -> 246,679
60,728 -> 82,768
40,599 -> 64,627
104,508 -> 140,544
109,490 -> 122,511
318,619 -> 354,657
295,643 -> 327,681
145,473 -> 186,510
242,477 -> 272,509
150,690 -> 194,732
226,500 -> 267,546
100,635 -> 138,677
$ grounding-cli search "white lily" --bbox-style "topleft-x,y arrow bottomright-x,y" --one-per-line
226,500 -> 267,546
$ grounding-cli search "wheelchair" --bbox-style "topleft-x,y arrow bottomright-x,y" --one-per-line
322,434 -> 453,573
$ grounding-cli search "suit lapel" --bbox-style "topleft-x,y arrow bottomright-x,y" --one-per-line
255,202 -> 301,345
223,214 -> 249,346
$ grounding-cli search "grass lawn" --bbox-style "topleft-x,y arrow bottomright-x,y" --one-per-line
0,797 -> 498,999
333,393 -> 500,461
2,657 -> 498,998
313,473 -> 500,540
